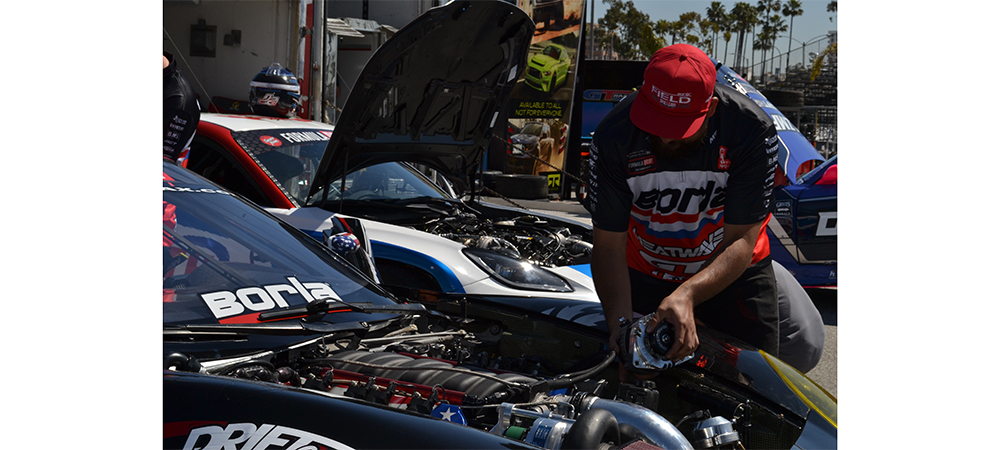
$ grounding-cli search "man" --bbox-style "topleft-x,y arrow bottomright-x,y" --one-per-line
587,44 -> 780,373
533,129 -> 556,175
163,52 -> 201,165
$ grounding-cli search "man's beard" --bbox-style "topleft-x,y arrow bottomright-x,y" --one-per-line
649,130 -> 707,160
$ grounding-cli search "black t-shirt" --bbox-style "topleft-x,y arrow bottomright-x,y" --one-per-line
587,83 -> 778,281
163,52 -> 201,162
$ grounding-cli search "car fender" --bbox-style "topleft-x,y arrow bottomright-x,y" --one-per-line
266,207 -> 601,301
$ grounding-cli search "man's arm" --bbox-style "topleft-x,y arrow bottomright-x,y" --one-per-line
592,228 -> 633,343
591,227 -> 638,381
650,219 -> 764,362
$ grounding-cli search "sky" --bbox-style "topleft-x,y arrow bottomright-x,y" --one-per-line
588,0 -> 837,70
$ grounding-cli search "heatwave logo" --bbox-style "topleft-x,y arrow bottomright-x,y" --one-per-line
180,422 -> 354,450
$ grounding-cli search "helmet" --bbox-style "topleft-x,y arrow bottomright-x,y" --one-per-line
249,63 -> 301,118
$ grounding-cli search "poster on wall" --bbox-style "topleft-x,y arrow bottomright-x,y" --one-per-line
504,0 -> 584,192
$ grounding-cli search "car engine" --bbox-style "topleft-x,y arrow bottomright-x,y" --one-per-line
423,213 -> 593,266
165,311 -> 747,450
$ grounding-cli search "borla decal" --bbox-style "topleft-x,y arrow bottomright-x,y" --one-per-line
201,276 -> 342,320
181,422 -> 354,450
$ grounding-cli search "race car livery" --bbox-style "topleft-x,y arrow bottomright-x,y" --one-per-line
588,85 -> 778,281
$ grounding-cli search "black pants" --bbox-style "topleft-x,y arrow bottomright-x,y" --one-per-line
629,261 -> 779,355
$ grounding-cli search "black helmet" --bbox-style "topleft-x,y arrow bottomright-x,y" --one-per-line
249,63 -> 301,118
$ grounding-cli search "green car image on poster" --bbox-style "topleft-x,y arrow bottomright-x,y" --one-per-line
525,44 -> 571,93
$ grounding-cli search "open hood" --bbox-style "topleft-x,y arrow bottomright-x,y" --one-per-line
309,1 -> 533,200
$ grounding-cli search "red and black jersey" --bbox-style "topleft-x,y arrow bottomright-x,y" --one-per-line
587,84 -> 778,282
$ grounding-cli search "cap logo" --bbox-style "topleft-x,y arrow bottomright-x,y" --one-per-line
650,85 -> 692,109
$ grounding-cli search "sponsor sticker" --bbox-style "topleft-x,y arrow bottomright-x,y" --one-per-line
650,85 -> 694,109
179,422 -> 354,450
627,156 -> 656,175
280,131 -> 328,143
260,135 -> 283,147
200,276 -> 342,320
717,147 -> 731,170
816,211 -> 838,236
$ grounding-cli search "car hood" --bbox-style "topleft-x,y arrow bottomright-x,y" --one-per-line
510,133 -> 539,145
529,53 -> 560,69
309,1 -> 534,200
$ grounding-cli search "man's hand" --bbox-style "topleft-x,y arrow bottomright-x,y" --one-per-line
647,288 -> 699,363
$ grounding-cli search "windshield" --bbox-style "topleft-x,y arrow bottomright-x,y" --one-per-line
163,163 -> 399,327
519,123 -> 545,136
231,129 -> 331,205
307,162 -> 452,203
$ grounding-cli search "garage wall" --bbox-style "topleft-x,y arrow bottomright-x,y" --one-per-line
163,0 -> 301,104
326,0 -> 436,29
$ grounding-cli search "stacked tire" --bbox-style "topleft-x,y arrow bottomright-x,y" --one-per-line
495,174 -> 548,200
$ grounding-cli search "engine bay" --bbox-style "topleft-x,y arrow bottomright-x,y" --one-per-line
165,299 -> 806,450
424,212 -> 593,267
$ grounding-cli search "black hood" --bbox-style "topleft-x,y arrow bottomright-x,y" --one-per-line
309,1 -> 533,199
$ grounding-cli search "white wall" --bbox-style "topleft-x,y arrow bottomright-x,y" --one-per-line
163,0 -> 302,103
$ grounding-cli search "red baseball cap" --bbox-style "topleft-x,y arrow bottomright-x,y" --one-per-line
630,44 -> 717,140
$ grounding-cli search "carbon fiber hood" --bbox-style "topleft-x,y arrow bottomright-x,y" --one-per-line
309,1 -> 533,199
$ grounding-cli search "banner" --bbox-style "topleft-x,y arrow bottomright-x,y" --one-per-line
504,0 -> 584,180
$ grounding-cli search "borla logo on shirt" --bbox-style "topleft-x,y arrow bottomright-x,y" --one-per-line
717,146 -> 731,170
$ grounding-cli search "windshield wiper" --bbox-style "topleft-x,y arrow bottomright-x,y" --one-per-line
166,319 -> 371,335
257,298 -> 426,322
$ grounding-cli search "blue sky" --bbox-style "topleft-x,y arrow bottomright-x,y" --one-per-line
588,0 -> 837,71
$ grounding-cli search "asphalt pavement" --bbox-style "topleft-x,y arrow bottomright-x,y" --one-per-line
477,194 -> 838,398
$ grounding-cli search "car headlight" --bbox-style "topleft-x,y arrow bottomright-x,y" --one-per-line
463,248 -> 573,292
761,352 -> 837,427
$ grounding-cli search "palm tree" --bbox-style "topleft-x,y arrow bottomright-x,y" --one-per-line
706,1 -> 727,59
731,2 -> 757,75
782,0 -> 803,69
721,12 -> 736,66
765,14 -> 787,75
655,19 -> 685,46
752,0 -> 772,78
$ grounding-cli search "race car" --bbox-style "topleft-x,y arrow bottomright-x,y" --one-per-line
186,0 -> 596,303
713,63 -> 836,287
162,153 -> 836,449
769,155 -> 837,287
185,0 -> 829,374
524,43 -> 571,93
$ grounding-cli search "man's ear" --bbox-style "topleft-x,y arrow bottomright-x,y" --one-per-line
706,96 -> 719,118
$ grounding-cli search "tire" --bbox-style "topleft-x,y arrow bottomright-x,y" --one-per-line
495,174 -> 548,200
480,170 -> 503,190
